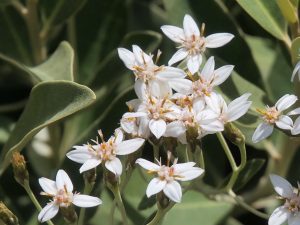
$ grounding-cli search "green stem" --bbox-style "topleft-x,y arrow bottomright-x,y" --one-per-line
146,203 -> 175,225
23,180 -> 55,225
25,0 -> 45,64
111,186 -> 128,225
216,132 -> 237,171
195,145 -> 205,169
229,190 -> 269,220
150,141 -> 160,161
78,182 -> 94,225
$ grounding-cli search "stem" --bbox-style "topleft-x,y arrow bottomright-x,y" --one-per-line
78,182 -> 94,225
109,200 -> 117,225
195,145 -> 205,169
229,190 -> 269,220
186,143 -> 194,162
23,180 -> 55,225
146,203 -> 175,225
216,132 -> 237,171
111,185 -> 129,225
25,0 -> 45,64
150,141 -> 160,161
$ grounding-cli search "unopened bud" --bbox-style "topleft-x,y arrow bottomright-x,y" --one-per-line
0,202 -> 19,225
11,152 -> 29,186
224,123 -> 245,146
83,168 -> 97,185
60,205 -> 78,224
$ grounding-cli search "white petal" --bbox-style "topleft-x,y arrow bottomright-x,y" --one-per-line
270,174 -> 294,198
79,158 -> 101,173
138,117 -> 151,138
56,170 -> 73,192
200,120 -> 224,132
212,65 -> 234,86
39,178 -> 57,195
73,194 -> 102,207
227,93 -> 252,122
288,213 -> 300,225
114,128 -> 124,144
163,181 -> 182,203
135,158 -> 160,171
172,162 -> 196,172
275,115 -> 293,130
292,116 -> 300,135
115,138 -> 145,155
156,67 -> 186,80
66,148 -> 92,164
175,167 -> 204,181
201,56 -> 215,80
149,80 -> 172,98
105,158 -> 123,176
268,206 -> 289,225
164,121 -> 186,138
252,122 -> 274,143
168,78 -> 193,95
287,107 -> 300,116
38,203 -> 59,223
149,119 -> 166,139
183,14 -> 200,36
205,33 -> 234,48
193,97 -> 206,113
161,25 -> 185,43
168,48 -> 188,66
146,178 -> 166,197
134,79 -> 147,100
275,94 -> 297,112
132,45 -> 152,65
291,61 -> 300,82
117,48 -> 135,70
204,92 -> 223,114
187,55 -> 201,74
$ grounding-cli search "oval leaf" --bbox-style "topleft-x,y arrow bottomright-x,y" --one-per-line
0,81 -> 96,175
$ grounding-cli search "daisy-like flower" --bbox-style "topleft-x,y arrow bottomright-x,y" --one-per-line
268,174 -> 300,225
118,45 -> 191,96
164,96 -> 224,143
66,129 -> 145,175
38,170 -> 101,223
291,61 -> 300,82
252,94 -> 298,143
136,152 -> 204,203
205,92 -> 252,125
161,14 -> 234,74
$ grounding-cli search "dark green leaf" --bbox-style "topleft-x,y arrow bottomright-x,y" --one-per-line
0,81 -> 96,175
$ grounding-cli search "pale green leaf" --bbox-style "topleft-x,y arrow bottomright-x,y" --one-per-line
163,191 -> 233,225
236,0 -> 287,40
291,37 -> 300,64
0,81 -> 96,175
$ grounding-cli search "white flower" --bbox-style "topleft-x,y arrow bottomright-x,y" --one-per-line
268,174 -> 300,225
161,14 -> 234,74
252,94 -> 297,143
205,92 -> 252,124
136,153 -> 204,203
118,45 -> 191,96
164,96 -> 224,143
291,61 -> 300,82
38,170 -> 101,223
66,129 -> 145,175
189,56 -> 234,98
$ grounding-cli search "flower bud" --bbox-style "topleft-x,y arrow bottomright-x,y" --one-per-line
224,123 -> 245,146
83,168 -> 97,186
0,201 -> 19,225
60,205 -> 78,224
11,152 -> 29,186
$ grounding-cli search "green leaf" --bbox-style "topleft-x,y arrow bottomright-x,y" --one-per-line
28,41 -> 74,82
276,0 -> 298,23
163,191 -> 233,225
0,41 -> 75,83
291,37 -> 300,64
0,81 -> 96,175
245,35 -> 292,100
235,0 -> 287,40
234,159 -> 265,191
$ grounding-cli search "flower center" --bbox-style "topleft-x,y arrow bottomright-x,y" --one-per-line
133,64 -> 164,82
147,97 -> 172,120
257,107 -> 279,124
284,194 -> 300,213
183,35 -> 206,55
54,188 -> 73,207
157,166 -> 175,182
193,78 -> 213,97
95,140 -> 116,161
